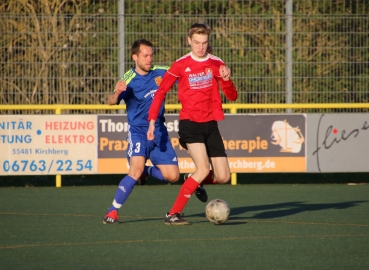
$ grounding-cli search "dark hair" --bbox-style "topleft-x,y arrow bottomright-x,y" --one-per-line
131,39 -> 153,56
188,23 -> 211,38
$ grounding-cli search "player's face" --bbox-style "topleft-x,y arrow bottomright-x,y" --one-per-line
134,45 -> 153,75
188,34 -> 209,59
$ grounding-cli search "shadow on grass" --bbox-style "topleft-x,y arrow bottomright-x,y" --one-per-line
186,200 -> 367,220
119,217 -> 164,224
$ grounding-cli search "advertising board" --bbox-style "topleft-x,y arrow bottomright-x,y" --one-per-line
307,114 -> 369,172
0,115 -> 97,175
96,114 -> 307,173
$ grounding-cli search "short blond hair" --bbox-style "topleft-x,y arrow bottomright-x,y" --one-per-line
188,23 -> 211,38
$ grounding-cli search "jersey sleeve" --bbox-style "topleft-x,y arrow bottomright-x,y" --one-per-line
166,60 -> 182,77
114,69 -> 136,104
219,79 -> 238,101
116,87 -> 131,104
212,59 -> 238,101
147,71 -> 177,121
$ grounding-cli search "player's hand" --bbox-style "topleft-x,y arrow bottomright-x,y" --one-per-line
220,65 -> 231,81
107,80 -> 127,105
147,120 -> 156,141
115,80 -> 127,95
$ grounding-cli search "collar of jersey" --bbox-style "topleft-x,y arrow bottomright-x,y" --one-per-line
190,52 -> 209,62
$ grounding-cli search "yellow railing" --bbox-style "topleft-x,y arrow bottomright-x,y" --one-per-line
2,103 -> 369,114
1,103 -> 369,187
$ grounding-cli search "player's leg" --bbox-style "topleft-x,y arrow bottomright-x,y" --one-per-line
204,121 -> 230,184
140,124 -> 179,183
103,155 -> 145,224
182,120 -> 230,202
142,163 -> 178,183
209,157 -> 230,184
165,121 -> 211,225
183,143 -> 210,202
165,142 -> 208,225
103,127 -> 147,224
154,165 -> 179,183
182,120 -> 230,201
186,143 -> 211,183
149,128 -> 180,183
178,121 -> 211,204
178,120 -> 211,184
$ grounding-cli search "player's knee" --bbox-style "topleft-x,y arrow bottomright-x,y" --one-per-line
217,177 -> 230,184
163,172 -> 180,183
128,169 -> 144,180
167,177 -> 179,183
215,172 -> 230,184
197,167 -> 211,180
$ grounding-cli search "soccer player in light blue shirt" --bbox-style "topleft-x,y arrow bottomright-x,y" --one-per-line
103,39 -> 179,224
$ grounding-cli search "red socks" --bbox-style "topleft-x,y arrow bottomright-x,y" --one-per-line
169,176 -> 199,215
168,171 -> 217,215
201,170 -> 216,185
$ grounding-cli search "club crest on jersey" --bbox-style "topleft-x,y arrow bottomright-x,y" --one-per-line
154,76 -> 162,86
205,68 -> 213,75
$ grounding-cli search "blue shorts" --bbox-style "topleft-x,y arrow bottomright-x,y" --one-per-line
126,124 -> 178,166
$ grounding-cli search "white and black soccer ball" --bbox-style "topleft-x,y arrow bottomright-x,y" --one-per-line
205,199 -> 230,224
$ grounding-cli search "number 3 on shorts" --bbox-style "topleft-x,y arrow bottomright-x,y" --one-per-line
134,142 -> 141,153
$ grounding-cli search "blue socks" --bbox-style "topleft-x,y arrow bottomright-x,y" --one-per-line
144,166 -> 168,182
108,175 -> 136,212
108,167 -> 170,213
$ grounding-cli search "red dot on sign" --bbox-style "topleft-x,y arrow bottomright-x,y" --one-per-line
333,128 -> 338,134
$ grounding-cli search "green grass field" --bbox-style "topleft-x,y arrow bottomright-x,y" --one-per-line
1,183 -> 369,269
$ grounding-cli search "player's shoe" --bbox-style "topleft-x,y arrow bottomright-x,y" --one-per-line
138,173 -> 147,185
165,212 -> 189,225
103,210 -> 119,224
184,173 -> 208,203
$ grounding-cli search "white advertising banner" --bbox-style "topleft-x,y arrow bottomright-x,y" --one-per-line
0,115 -> 97,175
2,113 -> 369,176
307,113 -> 369,172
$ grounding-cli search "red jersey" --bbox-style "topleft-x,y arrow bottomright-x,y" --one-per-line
148,52 -> 237,123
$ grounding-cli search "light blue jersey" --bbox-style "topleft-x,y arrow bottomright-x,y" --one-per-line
116,65 -> 168,127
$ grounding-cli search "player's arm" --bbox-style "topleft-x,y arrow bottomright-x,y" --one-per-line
107,80 -> 127,105
147,71 -> 177,121
219,65 -> 237,101
147,119 -> 156,141
147,72 -> 177,141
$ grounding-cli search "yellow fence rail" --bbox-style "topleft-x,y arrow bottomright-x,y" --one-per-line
1,103 -> 369,187
2,103 -> 369,114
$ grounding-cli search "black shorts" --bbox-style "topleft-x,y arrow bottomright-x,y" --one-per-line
178,120 -> 227,157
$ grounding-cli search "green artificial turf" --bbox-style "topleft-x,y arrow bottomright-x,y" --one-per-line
0,184 -> 368,270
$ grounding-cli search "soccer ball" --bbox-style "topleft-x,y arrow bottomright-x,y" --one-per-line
205,199 -> 230,224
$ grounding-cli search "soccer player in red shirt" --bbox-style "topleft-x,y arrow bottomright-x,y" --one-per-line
147,23 -> 238,225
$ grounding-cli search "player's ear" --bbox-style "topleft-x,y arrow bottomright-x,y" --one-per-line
132,54 -> 137,62
187,36 -> 192,46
